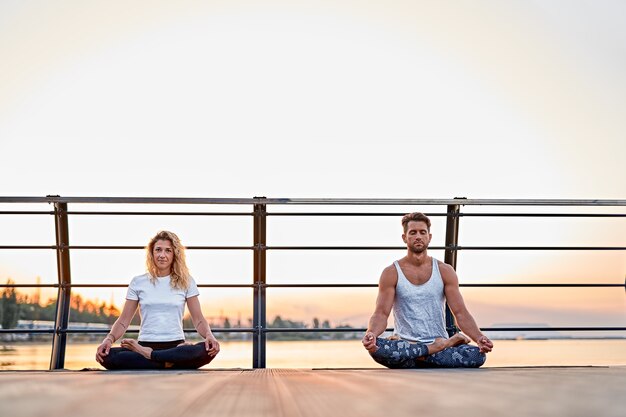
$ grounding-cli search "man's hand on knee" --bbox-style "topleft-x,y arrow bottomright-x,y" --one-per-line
362,331 -> 378,353
477,335 -> 493,353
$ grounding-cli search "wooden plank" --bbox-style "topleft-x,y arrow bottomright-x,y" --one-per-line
0,368 -> 624,417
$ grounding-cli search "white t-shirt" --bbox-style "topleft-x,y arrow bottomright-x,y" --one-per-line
126,273 -> 200,342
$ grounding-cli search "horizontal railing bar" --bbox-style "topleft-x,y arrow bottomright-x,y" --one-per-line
267,246 -> 438,250
0,284 -> 60,287
457,246 -> 626,250
1,210 -> 623,218
192,328 -> 254,333
3,327 -> 625,334
461,283 -> 626,287
0,245 -> 254,250
0,211 -> 54,215
63,245 -> 252,250
265,328 -> 371,333
0,197 -> 263,205
480,327 -> 626,332
0,245 -> 56,249
75,245 -> 252,250
1,283 -> 623,288
268,212 -> 448,217
459,213 -> 626,218
266,246 -> 626,250
268,212 -> 626,218
1,196 -> 625,206
264,198 -> 626,206
0,328 -> 255,334
66,211 -> 253,216
75,283 -> 254,288
463,283 -> 626,288
0,329 -> 56,334
263,327 -> 626,332
267,284 -> 378,288
1,245 -> 624,251
59,328 -> 255,334
266,283 -> 625,288
0,284 -> 255,288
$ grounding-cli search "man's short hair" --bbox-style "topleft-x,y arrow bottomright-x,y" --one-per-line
402,212 -> 431,233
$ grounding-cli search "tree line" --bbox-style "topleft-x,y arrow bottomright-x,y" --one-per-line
2,279 -> 360,340
1,279 -> 123,329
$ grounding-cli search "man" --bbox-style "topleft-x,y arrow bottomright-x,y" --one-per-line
361,212 -> 493,368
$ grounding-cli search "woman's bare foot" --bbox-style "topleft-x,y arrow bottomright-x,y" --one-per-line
120,338 -> 153,360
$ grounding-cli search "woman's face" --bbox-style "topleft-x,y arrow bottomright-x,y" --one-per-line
153,239 -> 174,275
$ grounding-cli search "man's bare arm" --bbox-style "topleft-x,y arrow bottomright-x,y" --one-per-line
362,265 -> 396,352
440,262 -> 493,353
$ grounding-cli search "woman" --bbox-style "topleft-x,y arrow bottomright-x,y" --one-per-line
96,230 -> 220,369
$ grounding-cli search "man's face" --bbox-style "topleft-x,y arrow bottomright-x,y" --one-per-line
402,221 -> 431,254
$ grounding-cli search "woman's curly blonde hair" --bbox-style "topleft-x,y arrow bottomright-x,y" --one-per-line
146,230 -> 190,290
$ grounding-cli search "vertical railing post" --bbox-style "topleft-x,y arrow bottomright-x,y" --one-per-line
50,201 -> 72,370
443,201 -> 462,337
252,198 -> 267,368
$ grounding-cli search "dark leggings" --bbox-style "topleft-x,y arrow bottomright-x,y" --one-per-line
370,337 -> 486,369
101,340 -> 215,370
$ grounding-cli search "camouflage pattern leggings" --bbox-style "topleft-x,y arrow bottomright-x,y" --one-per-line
370,337 -> 486,369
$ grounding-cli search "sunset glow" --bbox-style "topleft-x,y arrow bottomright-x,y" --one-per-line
1,1 -> 624,336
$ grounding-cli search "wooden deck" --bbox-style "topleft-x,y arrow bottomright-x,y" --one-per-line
1,367 -> 625,417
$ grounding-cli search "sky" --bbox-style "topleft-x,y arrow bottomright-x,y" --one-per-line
0,1 -> 624,332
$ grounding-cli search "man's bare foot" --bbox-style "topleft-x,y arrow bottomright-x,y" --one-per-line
120,338 -> 153,360
448,332 -> 471,347
426,333 -> 471,355
427,337 -> 448,355
177,342 -> 194,347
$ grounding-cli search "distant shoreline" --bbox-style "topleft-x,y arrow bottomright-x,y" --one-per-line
2,336 -> 626,346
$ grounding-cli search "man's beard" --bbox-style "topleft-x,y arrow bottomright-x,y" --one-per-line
409,241 -> 428,254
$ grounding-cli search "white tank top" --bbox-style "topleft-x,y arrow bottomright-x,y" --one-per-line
392,257 -> 448,343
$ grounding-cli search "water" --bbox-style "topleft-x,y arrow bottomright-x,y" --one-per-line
1,339 -> 625,370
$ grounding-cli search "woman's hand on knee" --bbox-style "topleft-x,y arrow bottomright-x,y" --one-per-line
96,339 -> 112,364
205,335 -> 220,356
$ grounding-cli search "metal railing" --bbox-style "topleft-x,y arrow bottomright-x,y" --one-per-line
0,196 -> 625,369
